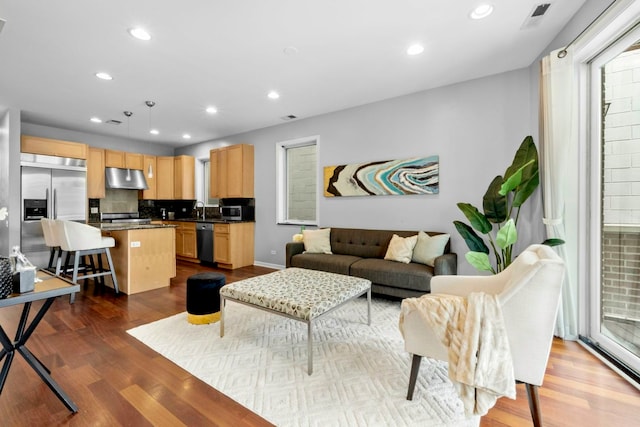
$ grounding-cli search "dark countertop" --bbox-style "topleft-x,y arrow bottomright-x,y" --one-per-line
154,218 -> 255,224
89,223 -> 178,231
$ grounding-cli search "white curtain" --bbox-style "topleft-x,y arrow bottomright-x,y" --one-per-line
539,48 -> 578,340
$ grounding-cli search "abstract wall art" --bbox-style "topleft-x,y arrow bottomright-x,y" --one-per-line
323,155 -> 439,197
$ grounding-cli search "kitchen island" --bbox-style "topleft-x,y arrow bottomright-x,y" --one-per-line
93,223 -> 177,295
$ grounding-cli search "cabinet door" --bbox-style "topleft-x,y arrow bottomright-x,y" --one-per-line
21,135 -> 88,159
214,231 -> 230,264
174,155 -> 195,200
125,152 -> 144,170
209,149 -> 220,198
105,150 -> 125,168
142,155 -> 157,200
156,156 -> 175,200
87,147 -> 105,198
218,148 -> 229,198
182,229 -> 197,258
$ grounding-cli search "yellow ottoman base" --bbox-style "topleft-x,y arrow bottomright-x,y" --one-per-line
188,311 -> 220,325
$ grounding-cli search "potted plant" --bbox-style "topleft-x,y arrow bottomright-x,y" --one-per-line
454,136 -> 563,273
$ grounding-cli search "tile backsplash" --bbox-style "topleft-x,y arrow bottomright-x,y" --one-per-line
100,189 -> 139,214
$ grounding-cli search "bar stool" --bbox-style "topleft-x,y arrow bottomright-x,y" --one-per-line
54,220 -> 119,300
40,218 -> 63,271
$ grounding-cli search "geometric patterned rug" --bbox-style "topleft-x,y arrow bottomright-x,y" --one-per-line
127,297 -> 479,427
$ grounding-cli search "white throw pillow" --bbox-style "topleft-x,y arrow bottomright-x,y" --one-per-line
384,234 -> 418,264
303,228 -> 332,254
411,231 -> 450,267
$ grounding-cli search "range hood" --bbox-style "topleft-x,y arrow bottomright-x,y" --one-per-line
105,167 -> 149,190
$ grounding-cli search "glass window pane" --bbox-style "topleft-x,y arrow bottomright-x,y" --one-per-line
286,144 -> 316,222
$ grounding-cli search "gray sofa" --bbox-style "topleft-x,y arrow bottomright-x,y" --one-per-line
285,227 -> 457,299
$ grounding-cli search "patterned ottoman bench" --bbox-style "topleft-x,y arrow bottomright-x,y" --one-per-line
219,267 -> 371,374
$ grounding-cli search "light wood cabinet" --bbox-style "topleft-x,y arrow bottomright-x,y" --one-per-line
174,155 -> 195,200
105,150 -> 144,170
142,155 -> 157,200
105,149 -> 125,168
104,227 -> 176,295
209,144 -> 254,198
167,221 -> 198,261
214,222 -> 254,269
125,152 -> 144,170
21,135 -> 88,159
156,156 -> 175,200
87,147 -> 105,198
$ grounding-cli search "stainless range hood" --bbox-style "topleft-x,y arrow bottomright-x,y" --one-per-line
105,167 -> 149,190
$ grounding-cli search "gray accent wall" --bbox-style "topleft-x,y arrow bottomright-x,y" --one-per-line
177,68 -> 536,274
0,107 -> 22,256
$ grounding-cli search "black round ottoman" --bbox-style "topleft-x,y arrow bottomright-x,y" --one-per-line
186,272 -> 226,324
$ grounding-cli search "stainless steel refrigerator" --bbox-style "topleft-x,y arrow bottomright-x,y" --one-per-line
20,153 -> 87,267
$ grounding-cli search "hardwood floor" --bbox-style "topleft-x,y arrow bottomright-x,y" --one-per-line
1,261 -> 639,426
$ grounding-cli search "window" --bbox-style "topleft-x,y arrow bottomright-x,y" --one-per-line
202,160 -> 219,206
276,136 -> 318,225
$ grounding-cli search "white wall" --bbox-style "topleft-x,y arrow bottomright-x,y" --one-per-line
177,68 -> 534,274
0,107 -> 22,256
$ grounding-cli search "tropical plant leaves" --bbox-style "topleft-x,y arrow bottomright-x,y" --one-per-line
504,135 -> 538,182
454,221 -> 489,253
483,176 -> 507,223
457,203 -> 492,234
465,251 -> 493,272
496,218 -> 517,249
513,169 -> 539,207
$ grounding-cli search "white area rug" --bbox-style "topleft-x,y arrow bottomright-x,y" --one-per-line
127,297 -> 478,427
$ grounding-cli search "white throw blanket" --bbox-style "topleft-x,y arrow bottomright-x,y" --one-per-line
400,292 -> 516,416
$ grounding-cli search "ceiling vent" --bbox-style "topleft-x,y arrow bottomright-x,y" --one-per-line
105,119 -> 122,125
280,114 -> 298,121
521,3 -> 551,29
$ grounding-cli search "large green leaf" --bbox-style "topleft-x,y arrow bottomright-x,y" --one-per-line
454,221 -> 489,253
465,251 -> 493,272
499,159 -> 535,196
513,169 -> 540,207
496,218 -> 517,249
457,203 -> 492,234
504,136 -> 538,183
483,176 -> 508,223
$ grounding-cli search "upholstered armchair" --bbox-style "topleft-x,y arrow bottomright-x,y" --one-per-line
400,244 -> 565,427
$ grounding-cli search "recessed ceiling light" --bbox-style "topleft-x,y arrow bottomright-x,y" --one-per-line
182,134 -> 191,139
128,27 -> 151,41
90,117 -> 102,123
283,46 -> 299,56
470,4 -> 494,19
406,44 -> 424,56
95,72 -> 113,80
206,106 -> 218,114
149,129 -> 159,135
267,91 -> 280,100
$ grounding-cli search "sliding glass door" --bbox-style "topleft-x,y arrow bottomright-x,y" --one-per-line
589,26 -> 640,375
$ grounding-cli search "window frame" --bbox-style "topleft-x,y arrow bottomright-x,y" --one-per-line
275,135 -> 319,226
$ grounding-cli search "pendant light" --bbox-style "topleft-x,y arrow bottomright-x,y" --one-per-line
145,102 -> 156,178
124,111 -> 133,181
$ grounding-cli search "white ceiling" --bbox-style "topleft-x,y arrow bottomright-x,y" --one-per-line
0,0 -> 585,147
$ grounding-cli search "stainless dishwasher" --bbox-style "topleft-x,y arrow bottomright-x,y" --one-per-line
196,222 -> 215,264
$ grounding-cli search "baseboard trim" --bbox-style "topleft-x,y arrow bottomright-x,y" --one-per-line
253,261 -> 284,270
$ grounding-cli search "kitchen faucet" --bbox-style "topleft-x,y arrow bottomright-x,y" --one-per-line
195,201 -> 205,220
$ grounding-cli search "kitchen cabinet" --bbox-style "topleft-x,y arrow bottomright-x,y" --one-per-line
174,155 -> 195,200
87,147 -> 105,198
105,150 -> 144,170
21,135 -> 88,159
156,156 -> 175,200
209,144 -> 254,198
103,227 -> 176,294
141,155 -> 157,200
166,221 -> 198,261
214,222 -> 254,269
125,152 -> 144,170
105,149 -> 125,168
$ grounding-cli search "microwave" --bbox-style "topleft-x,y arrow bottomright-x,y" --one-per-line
220,205 -> 254,221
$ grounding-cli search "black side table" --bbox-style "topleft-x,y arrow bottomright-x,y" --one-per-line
0,270 -> 80,412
